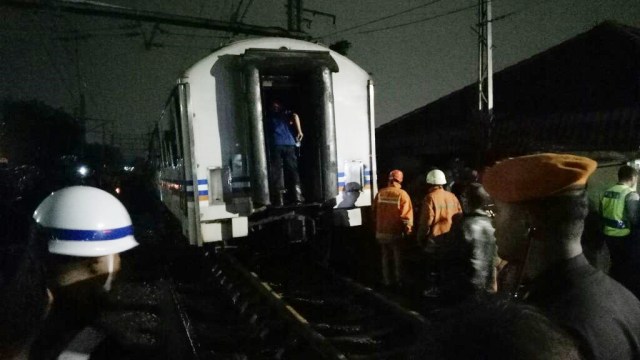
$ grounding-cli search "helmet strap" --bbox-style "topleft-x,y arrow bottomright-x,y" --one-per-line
103,254 -> 115,292
512,226 -> 536,300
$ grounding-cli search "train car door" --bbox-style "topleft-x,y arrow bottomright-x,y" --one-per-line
241,49 -> 339,207
259,74 -> 318,203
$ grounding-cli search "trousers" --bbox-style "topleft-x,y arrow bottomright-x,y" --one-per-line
269,145 -> 302,203
380,239 -> 402,285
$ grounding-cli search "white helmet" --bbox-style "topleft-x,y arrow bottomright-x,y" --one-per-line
33,186 -> 138,257
426,169 -> 447,185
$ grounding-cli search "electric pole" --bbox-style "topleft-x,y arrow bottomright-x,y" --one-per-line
287,0 -> 303,32
476,0 -> 494,164
477,0 -> 493,114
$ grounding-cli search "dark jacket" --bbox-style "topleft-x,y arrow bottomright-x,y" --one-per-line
526,254 -> 640,360
443,211 -> 497,296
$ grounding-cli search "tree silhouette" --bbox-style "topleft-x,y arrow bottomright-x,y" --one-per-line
0,100 -> 83,170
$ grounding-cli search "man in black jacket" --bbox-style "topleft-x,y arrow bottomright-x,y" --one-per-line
443,183 -> 497,300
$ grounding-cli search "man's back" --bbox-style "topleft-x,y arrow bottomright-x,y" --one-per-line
527,254 -> 640,360
422,187 -> 462,237
600,182 -> 640,295
600,183 -> 637,236
374,185 -> 412,237
267,110 -> 296,146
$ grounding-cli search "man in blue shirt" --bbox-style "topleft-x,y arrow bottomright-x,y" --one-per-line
266,100 -> 304,205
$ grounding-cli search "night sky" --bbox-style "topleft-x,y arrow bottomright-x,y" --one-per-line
1,0 -> 638,158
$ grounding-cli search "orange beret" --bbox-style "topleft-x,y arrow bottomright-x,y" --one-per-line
483,153 -> 597,203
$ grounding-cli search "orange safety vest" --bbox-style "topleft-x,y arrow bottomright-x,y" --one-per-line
373,183 -> 413,241
422,186 -> 462,237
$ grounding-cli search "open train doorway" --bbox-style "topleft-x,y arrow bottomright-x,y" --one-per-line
242,48 -> 339,208
261,74 -> 321,205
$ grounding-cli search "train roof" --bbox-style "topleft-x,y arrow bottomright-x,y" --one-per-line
180,37 -> 370,82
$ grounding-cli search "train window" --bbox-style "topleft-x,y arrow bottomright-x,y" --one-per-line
158,89 -> 186,168
148,127 -> 162,168
168,102 -> 180,166
163,131 -> 175,167
171,94 -> 184,162
156,86 -> 187,220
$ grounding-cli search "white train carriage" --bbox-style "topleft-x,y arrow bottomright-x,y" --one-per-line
150,37 -> 378,246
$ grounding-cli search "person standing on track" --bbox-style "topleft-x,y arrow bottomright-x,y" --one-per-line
600,165 -> 640,296
373,170 -> 414,288
418,169 -> 462,297
444,183 -> 498,298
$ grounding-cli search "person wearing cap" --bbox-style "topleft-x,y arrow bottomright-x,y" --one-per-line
30,186 -> 139,360
337,182 -> 362,209
373,170 -> 413,288
484,153 -> 640,360
417,168 -> 462,297
599,165 -> 640,296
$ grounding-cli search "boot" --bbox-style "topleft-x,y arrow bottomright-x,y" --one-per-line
293,185 -> 305,204
271,190 -> 284,207
423,272 -> 441,298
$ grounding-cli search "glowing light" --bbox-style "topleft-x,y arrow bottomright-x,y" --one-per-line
77,166 -> 89,177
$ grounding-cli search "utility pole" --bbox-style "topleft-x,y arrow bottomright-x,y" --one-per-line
287,0 -> 303,32
476,0 -> 494,164
477,0 -> 493,114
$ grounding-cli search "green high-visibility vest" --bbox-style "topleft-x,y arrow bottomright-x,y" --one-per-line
601,184 -> 634,237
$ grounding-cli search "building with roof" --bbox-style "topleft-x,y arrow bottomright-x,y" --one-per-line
376,21 -> 640,183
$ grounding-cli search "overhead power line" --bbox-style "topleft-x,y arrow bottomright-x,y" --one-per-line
239,0 -> 254,23
357,3 -> 479,35
149,42 -> 218,51
156,27 -> 228,39
493,0 -> 557,22
356,0 -> 562,36
2,0 -> 308,39
317,0 -> 444,39
231,0 -> 245,23
29,13 -> 76,99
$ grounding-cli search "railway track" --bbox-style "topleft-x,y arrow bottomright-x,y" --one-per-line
169,246 -> 427,359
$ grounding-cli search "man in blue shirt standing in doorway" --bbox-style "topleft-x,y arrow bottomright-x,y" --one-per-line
266,99 -> 304,206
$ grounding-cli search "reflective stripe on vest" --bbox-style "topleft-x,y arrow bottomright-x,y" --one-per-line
377,194 -> 400,206
602,184 -> 633,237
